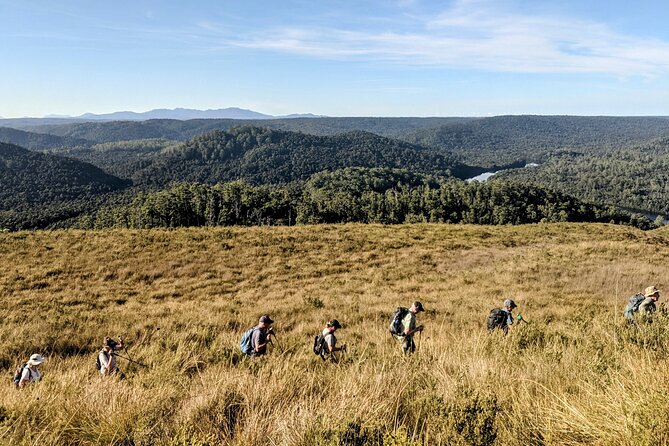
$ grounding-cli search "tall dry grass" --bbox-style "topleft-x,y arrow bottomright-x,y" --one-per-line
1,223 -> 669,445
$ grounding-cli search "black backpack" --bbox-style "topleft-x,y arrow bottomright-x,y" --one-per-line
389,307 -> 409,335
487,308 -> 508,332
12,363 -> 29,388
313,333 -> 328,359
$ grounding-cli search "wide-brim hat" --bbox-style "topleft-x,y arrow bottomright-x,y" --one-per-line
27,354 -> 45,366
644,286 -> 660,297
259,315 -> 274,324
413,301 -> 425,312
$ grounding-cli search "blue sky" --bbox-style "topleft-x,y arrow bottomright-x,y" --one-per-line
1,0 -> 669,117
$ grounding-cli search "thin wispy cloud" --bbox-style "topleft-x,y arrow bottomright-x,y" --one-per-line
207,0 -> 669,77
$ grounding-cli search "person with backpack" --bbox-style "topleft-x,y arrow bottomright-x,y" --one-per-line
487,299 -> 517,334
624,286 -> 660,321
240,315 -> 274,358
314,320 -> 346,362
98,336 -> 124,376
15,354 -> 45,388
391,301 -> 424,354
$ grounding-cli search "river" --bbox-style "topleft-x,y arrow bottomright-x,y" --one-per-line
466,163 -> 539,183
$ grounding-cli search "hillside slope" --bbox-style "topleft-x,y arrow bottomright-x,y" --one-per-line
0,126 -> 90,150
0,142 -> 127,209
129,126 -> 475,185
0,224 -> 668,444
404,115 -> 669,166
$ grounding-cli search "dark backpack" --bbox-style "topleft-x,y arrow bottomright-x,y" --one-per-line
239,327 -> 257,356
313,332 -> 328,359
487,308 -> 508,332
389,307 -> 409,335
624,294 -> 646,319
12,363 -> 28,388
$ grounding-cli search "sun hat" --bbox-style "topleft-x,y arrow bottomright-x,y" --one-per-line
259,315 -> 274,324
503,299 -> 517,309
644,286 -> 660,298
27,354 -> 45,366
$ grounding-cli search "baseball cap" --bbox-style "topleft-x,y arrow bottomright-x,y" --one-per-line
503,299 -> 517,309
328,319 -> 342,329
259,315 -> 274,324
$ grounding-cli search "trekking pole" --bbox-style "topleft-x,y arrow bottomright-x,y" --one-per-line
115,353 -> 150,368
268,328 -> 283,351
417,330 -> 422,352
517,314 -> 530,324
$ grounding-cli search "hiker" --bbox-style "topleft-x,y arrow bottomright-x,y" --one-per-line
16,354 -> 45,388
316,320 -> 346,361
251,315 -> 274,357
98,336 -> 125,376
487,299 -> 517,334
394,301 -> 425,354
624,286 -> 660,321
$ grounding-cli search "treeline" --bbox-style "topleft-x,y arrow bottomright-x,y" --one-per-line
77,168 -> 652,229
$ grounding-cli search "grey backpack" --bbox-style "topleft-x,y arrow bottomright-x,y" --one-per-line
624,294 -> 645,319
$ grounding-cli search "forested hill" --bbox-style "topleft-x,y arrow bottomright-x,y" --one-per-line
128,127 -> 476,186
0,127 -> 90,150
497,136 -> 669,215
0,142 -> 128,210
404,115 -> 669,167
20,117 -> 476,143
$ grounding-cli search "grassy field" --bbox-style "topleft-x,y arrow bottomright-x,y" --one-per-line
1,223 -> 669,445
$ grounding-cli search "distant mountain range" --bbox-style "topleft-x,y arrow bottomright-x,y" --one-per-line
3,108 -> 324,124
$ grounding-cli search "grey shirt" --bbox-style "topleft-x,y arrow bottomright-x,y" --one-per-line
251,327 -> 269,355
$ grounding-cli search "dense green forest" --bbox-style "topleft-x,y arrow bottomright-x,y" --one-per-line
405,115 -> 669,167
125,127 -> 477,186
497,136 -> 669,215
0,142 -> 127,208
2,116 -> 669,230
50,139 -> 177,178
0,127 -> 90,150
79,168 -> 650,230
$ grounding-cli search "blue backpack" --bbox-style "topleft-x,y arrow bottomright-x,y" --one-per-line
624,294 -> 645,319
239,327 -> 258,355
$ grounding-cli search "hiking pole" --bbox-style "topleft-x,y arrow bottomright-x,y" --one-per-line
115,353 -> 150,368
517,314 -> 530,324
268,328 -> 283,351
